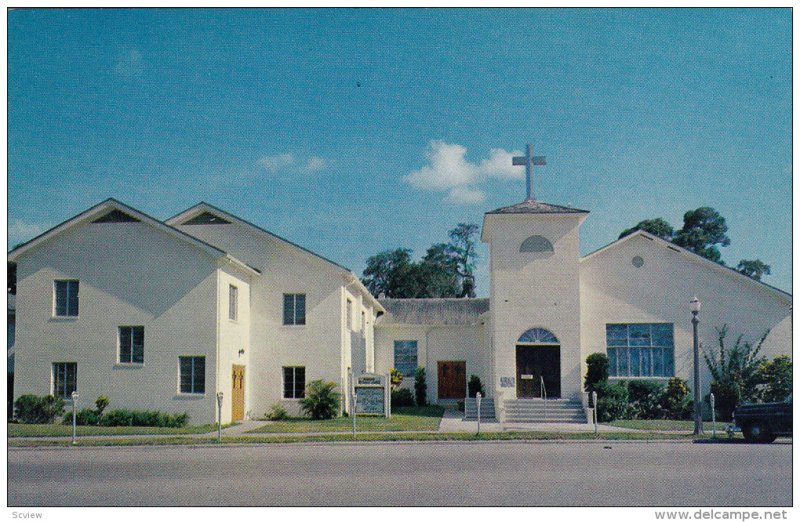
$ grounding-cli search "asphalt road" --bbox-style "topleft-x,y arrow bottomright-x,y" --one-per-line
8,440 -> 791,506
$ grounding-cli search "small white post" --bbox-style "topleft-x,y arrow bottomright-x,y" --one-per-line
71,391 -> 79,445
710,393 -> 716,438
352,391 -> 357,440
216,392 -> 224,442
476,392 -> 482,435
592,391 -> 598,437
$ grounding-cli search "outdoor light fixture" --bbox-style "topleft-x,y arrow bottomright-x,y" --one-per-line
238,349 -> 245,356
690,296 -> 703,435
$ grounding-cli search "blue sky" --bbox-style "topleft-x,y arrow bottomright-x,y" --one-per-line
8,8 -> 792,295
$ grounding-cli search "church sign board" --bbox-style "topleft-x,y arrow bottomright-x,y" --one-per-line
354,373 -> 391,417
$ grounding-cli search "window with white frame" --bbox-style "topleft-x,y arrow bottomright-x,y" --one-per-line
394,340 -> 418,377
283,294 -> 306,325
52,362 -> 77,399
54,280 -> 79,317
118,326 -> 144,364
179,356 -> 205,394
283,366 -> 305,399
229,284 -> 238,321
606,323 -> 674,378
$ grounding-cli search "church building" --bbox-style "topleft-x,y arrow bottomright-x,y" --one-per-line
8,146 -> 792,424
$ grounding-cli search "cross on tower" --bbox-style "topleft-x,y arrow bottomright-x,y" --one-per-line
512,144 -> 546,201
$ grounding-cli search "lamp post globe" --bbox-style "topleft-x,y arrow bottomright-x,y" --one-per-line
690,296 -> 703,435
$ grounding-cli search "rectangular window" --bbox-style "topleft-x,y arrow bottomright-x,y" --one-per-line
229,285 -> 238,321
119,326 -> 144,364
52,362 -> 77,399
179,356 -> 205,394
606,323 -> 674,378
283,294 -> 306,325
394,340 -> 418,377
54,280 -> 79,317
346,299 -> 353,330
283,366 -> 306,399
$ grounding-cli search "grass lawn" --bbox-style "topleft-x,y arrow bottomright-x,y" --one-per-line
8,423 -> 226,437
606,419 -> 731,432
247,405 -> 444,434
8,429 -> 712,447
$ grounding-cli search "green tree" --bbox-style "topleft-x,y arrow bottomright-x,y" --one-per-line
703,325 -> 769,420
673,207 -> 731,263
755,355 -> 792,403
447,223 -> 479,298
413,367 -> 427,406
736,259 -> 771,281
419,243 -> 460,297
618,218 -> 675,240
299,380 -> 340,420
361,248 -> 416,298
584,353 -> 609,392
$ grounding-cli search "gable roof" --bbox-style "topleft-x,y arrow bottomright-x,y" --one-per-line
377,298 -> 490,326
581,230 -> 792,302
166,202 -> 351,273
486,199 -> 589,215
7,199 -> 260,276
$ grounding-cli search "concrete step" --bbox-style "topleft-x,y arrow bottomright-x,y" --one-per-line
463,398 -> 496,420
503,398 -> 588,423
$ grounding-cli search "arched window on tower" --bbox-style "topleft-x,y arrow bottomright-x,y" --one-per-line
517,328 -> 559,344
519,235 -> 554,253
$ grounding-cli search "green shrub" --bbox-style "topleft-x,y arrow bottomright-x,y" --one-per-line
625,380 -> 666,419
63,408 -> 101,426
755,355 -> 792,403
14,394 -> 65,424
585,353 -> 609,392
661,377 -> 692,420
391,388 -> 415,408
95,395 -> 110,415
467,375 -> 485,398
389,368 -> 404,389
413,367 -> 427,406
97,409 -> 189,427
266,403 -> 288,421
594,381 -> 629,422
300,380 -> 340,420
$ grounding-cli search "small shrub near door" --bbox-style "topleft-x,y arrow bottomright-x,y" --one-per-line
414,367 -> 427,406
300,380 -> 341,420
266,403 -> 289,421
13,395 -> 65,424
391,388 -> 415,408
594,381 -> 629,423
467,375 -> 485,398
584,353 -> 609,392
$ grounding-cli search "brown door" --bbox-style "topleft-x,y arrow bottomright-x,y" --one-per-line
232,365 -> 245,421
516,345 -> 560,398
437,361 -> 466,399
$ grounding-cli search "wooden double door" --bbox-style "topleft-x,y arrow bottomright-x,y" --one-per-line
516,345 -> 560,398
232,365 -> 245,421
437,361 -> 466,399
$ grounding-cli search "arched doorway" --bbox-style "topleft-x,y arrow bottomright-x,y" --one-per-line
516,328 -> 561,398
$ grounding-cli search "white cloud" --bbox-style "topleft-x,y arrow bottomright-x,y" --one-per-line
304,156 -> 327,172
445,186 -> 486,204
258,153 -> 295,173
404,140 -> 523,204
257,153 -> 328,174
114,47 -> 143,78
8,219 -> 45,248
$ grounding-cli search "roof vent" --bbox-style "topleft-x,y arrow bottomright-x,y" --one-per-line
92,209 -> 140,223
182,212 -> 231,225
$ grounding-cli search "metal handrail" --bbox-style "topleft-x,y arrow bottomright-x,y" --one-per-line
540,376 -> 547,423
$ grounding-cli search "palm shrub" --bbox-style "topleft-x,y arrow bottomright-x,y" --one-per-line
467,374 -> 485,398
413,367 -> 427,406
703,325 -> 768,420
389,368 -> 404,389
14,394 -> 65,424
300,380 -> 340,420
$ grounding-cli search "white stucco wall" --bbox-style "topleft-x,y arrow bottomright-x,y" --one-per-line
13,220 -> 222,424
484,213 -> 586,401
215,265 -> 251,423
580,234 -> 792,395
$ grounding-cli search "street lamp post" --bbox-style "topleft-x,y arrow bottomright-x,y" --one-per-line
690,296 -> 704,435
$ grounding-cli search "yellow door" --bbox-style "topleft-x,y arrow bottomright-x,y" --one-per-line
232,365 -> 245,421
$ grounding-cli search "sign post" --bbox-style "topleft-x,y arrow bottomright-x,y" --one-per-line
71,391 -> 79,445
352,391 -> 357,440
216,392 -> 224,442
592,391 -> 598,437
476,392 -> 482,435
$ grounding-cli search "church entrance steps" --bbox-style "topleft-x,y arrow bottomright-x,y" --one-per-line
463,397 -> 496,421
503,398 -> 588,423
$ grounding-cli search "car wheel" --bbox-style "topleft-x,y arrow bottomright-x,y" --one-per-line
743,422 -> 775,443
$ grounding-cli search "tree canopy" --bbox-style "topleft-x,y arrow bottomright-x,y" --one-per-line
361,223 -> 479,298
736,259 -> 771,281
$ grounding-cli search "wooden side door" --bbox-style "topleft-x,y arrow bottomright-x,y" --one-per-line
437,361 -> 467,399
232,365 -> 245,421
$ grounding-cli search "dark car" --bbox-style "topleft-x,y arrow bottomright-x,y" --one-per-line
734,394 -> 792,443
